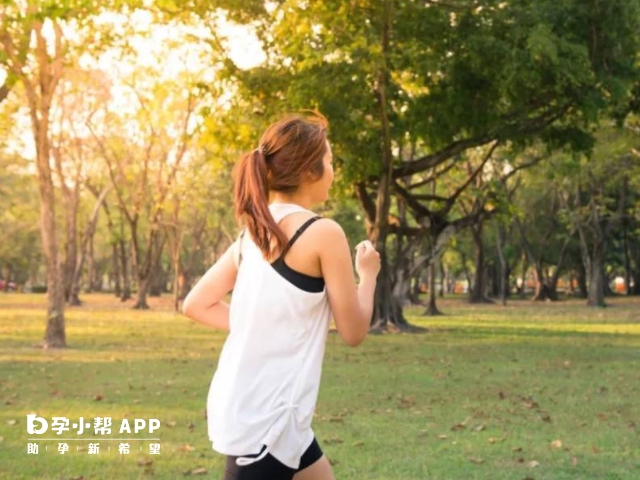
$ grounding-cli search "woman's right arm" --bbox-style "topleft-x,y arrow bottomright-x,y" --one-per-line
317,219 -> 380,347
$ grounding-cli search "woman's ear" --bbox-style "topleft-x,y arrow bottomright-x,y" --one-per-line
302,170 -> 315,184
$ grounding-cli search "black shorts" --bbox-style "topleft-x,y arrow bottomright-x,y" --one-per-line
223,437 -> 324,480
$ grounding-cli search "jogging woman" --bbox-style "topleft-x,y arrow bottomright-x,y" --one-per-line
182,112 -> 380,480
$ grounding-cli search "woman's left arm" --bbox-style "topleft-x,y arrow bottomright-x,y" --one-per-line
181,240 -> 239,331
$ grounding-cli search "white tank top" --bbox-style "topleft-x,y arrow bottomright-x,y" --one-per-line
207,202 -> 332,469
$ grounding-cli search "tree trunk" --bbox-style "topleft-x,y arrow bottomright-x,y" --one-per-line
14,19 -> 67,348
62,196 -> 78,303
112,242 -> 121,297
587,240 -> 606,307
69,186 -> 108,305
391,255 -> 412,308
86,233 -> 95,293
91,261 -> 103,292
173,263 -> 183,312
459,249 -> 472,297
133,276 -> 151,309
531,264 -> 558,301
631,237 -> 640,295
365,0 -> 414,331
133,232 -> 166,309
119,238 -> 131,301
421,228 -> 456,315
576,262 -> 588,298
39,168 -> 67,348
631,269 -> 640,295
423,258 -> 443,315
149,260 -> 164,297
496,226 -> 507,306
568,269 -> 575,295
371,252 -> 407,331
469,223 -> 492,303
408,264 -> 424,305
623,219 -> 632,295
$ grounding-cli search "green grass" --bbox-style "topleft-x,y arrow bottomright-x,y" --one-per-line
1,292 -> 639,479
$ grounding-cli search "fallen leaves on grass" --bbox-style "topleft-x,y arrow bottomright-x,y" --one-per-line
183,467 -> 208,475
324,438 -> 344,445
451,416 -> 471,432
397,394 -> 415,409
550,439 -> 563,449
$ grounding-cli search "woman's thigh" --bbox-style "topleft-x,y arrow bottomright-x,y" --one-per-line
292,455 -> 335,480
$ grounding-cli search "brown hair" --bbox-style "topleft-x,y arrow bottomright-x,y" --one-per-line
232,111 -> 329,261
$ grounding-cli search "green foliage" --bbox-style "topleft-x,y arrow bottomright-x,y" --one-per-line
198,0 -> 640,205
0,154 -> 41,283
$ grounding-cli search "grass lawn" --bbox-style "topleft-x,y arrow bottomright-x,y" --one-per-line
0,292 -> 639,479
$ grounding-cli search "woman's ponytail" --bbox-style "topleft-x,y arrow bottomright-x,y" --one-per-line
232,147 -> 288,261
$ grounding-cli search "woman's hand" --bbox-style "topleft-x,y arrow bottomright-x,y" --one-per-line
354,240 -> 381,281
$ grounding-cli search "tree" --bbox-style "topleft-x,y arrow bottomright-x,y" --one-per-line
203,0 -> 640,328
513,165 -> 574,301
163,151 -> 237,312
0,151 -> 41,288
555,121 -> 640,306
48,67 -> 112,305
0,0 -> 140,346
1,2 -> 74,347
89,74 -> 198,309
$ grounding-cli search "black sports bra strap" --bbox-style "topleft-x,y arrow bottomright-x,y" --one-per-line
239,216 -> 322,265
281,216 -> 321,255
289,216 -> 322,248
238,228 -> 247,266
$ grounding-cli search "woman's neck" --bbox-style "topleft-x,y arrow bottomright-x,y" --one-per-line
269,192 -> 314,210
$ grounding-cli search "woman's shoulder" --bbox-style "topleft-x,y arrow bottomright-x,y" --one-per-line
312,217 -> 344,235
306,217 -> 348,254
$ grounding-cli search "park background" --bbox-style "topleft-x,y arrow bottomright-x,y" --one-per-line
1,0 -> 639,479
